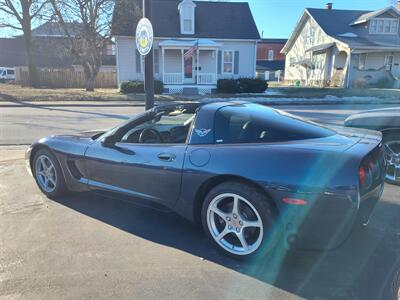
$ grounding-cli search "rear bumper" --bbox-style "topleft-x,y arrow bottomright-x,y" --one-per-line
283,182 -> 384,251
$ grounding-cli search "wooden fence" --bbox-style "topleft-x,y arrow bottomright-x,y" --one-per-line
15,67 -> 117,88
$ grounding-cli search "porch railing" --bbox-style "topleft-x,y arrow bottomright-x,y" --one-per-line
163,73 -> 183,85
163,72 -> 217,85
197,73 -> 217,85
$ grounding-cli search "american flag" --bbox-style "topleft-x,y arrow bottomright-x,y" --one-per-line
184,40 -> 198,60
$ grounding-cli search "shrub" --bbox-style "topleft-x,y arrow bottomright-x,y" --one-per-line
120,81 -> 144,93
238,78 -> 268,93
375,77 -> 394,89
354,78 -> 368,88
120,80 -> 164,94
154,80 -> 164,94
217,78 -> 268,94
217,79 -> 241,93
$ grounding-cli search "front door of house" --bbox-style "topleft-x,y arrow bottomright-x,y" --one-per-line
183,49 -> 195,84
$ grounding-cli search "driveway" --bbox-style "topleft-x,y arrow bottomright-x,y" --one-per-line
1,102 -> 400,299
0,147 -> 399,299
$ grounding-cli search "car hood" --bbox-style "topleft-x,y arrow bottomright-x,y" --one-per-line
53,129 -> 107,140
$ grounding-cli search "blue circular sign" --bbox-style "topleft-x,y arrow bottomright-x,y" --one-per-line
136,18 -> 153,56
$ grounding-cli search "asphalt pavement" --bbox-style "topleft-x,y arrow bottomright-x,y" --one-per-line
0,101 -> 398,145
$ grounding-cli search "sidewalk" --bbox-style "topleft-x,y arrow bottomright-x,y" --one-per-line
1,95 -> 400,107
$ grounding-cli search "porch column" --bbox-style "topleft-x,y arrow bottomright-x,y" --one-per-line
181,49 -> 184,84
215,49 -> 218,84
162,48 -> 165,83
196,48 -> 199,84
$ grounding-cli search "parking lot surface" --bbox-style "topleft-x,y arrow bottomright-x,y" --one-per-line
1,148 -> 399,299
1,103 -> 400,299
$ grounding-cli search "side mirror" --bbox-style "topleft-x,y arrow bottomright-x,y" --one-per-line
101,134 -> 117,147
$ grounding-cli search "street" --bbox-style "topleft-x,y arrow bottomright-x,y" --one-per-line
1,102 -> 400,299
0,102 -> 398,145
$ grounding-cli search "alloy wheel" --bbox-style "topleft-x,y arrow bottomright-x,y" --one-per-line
207,193 -> 264,256
35,155 -> 57,193
384,140 -> 400,184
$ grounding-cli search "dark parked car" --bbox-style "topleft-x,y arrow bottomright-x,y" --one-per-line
345,107 -> 400,185
26,102 -> 385,259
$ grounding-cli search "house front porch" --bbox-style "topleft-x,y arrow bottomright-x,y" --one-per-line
160,39 -> 220,93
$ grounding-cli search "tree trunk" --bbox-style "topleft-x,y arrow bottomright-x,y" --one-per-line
22,21 -> 38,87
83,62 -> 100,92
85,75 -> 95,92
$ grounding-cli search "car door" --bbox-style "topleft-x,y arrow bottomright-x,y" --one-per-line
83,112 -> 192,206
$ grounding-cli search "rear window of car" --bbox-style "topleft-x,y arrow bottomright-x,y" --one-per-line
214,104 -> 335,144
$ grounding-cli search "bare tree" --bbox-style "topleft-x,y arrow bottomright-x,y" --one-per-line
49,0 -> 114,91
0,0 -> 49,87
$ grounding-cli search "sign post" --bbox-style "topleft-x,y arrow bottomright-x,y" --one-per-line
136,0 -> 154,110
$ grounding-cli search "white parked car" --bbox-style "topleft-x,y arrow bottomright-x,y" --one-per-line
0,68 -> 15,82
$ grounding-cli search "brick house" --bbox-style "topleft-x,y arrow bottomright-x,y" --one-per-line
256,38 -> 287,81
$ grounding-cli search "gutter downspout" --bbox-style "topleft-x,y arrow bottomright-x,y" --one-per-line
346,49 -> 353,88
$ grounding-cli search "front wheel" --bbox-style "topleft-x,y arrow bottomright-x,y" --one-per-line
201,181 -> 280,259
33,148 -> 67,198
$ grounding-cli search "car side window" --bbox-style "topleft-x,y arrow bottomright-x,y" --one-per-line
120,112 -> 195,144
214,105 -> 334,144
7,70 -> 14,75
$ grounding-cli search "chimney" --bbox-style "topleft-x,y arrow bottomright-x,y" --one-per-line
326,3 -> 333,10
396,0 -> 400,12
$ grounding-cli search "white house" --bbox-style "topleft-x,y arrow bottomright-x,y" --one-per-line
111,0 -> 260,94
282,3 -> 400,88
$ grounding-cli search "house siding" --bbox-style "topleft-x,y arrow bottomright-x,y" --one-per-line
349,52 -> 400,87
284,16 -> 337,86
216,40 -> 256,79
115,36 -> 257,85
115,37 -> 143,82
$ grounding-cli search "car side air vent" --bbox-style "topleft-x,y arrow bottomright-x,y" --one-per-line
67,160 -> 83,180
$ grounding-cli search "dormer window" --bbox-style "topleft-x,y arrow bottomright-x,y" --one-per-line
369,18 -> 399,34
178,0 -> 196,35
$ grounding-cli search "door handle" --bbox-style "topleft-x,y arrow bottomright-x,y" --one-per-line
157,153 -> 176,162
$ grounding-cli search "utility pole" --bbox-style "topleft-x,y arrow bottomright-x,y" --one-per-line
143,0 -> 155,110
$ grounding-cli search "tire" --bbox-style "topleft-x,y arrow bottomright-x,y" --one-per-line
32,148 -> 67,198
382,130 -> 400,186
201,181 -> 280,259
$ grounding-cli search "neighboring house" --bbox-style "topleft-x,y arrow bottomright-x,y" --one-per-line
112,0 -> 260,94
0,22 -> 115,69
256,38 -> 287,81
282,2 -> 400,88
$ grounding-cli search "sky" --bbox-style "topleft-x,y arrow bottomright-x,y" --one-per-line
0,0 -> 395,38
241,0 -> 394,38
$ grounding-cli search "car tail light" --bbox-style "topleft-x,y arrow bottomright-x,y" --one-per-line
359,165 -> 366,188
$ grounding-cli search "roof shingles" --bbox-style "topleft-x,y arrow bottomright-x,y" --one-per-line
307,7 -> 400,49
112,0 -> 260,40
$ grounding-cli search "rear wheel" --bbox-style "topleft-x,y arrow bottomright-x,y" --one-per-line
201,181 -> 279,259
33,148 -> 67,198
383,131 -> 400,185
